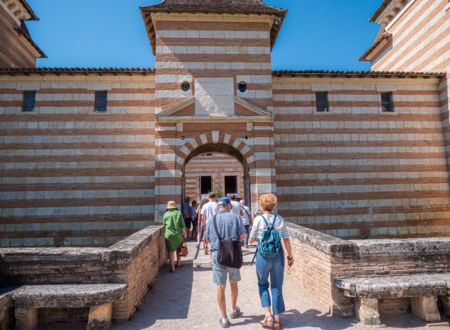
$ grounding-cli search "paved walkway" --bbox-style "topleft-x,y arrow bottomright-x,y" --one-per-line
111,242 -> 449,330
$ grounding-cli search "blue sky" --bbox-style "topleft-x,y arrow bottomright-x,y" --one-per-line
27,0 -> 382,71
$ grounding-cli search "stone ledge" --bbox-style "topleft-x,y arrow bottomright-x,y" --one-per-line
12,284 -> 127,309
0,226 -> 164,272
335,274 -> 450,299
350,238 -> 450,258
286,222 -> 356,257
287,222 -> 450,258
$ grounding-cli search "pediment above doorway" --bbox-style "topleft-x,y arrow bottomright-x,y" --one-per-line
155,96 -> 273,122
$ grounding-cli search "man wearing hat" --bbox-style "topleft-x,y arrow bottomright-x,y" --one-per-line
206,196 -> 246,328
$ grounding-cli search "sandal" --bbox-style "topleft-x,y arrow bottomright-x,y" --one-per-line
273,320 -> 281,329
259,315 -> 273,328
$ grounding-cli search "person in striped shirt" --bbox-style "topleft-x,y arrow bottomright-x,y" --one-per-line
249,193 -> 294,330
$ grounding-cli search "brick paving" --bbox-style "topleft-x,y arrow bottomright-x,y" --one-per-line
111,241 -> 449,330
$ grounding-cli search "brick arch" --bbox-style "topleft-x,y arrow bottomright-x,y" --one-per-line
176,131 -> 256,171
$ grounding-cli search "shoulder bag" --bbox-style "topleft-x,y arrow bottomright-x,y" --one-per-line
213,215 -> 243,269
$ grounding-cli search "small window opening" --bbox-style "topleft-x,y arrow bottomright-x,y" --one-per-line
94,91 -> 107,112
181,81 -> 190,92
200,176 -> 212,195
22,91 -> 36,112
238,81 -> 247,93
316,92 -> 329,112
381,92 -> 394,112
225,176 -> 237,196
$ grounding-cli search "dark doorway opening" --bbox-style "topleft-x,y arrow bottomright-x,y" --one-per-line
225,176 -> 237,195
200,176 -> 212,195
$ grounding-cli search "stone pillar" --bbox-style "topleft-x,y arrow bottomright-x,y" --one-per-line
14,308 -> 38,330
88,303 -> 113,330
411,296 -> 441,322
355,298 -> 381,325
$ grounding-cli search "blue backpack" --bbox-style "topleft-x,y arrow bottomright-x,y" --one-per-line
257,215 -> 282,258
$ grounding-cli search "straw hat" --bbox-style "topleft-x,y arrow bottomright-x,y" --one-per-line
166,201 -> 177,210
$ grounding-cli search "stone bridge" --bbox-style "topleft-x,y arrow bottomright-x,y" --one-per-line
1,224 -> 449,329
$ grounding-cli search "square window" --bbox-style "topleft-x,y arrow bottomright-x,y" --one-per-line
224,176 -> 237,196
381,92 -> 394,112
94,91 -> 107,112
316,92 -> 329,112
200,176 -> 212,195
22,91 -> 36,112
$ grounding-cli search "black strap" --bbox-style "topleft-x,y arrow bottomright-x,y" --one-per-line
213,215 -> 222,241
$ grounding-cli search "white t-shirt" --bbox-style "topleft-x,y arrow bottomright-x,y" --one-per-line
240,205 -> 251,225
230,201 -> 241,217
201,201 -> 218,223
250,214 -> 289,240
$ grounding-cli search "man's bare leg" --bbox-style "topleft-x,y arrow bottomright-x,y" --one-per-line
230,280 -> 238,309
217,284 -> 227,318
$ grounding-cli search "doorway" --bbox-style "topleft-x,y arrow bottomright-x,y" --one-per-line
182,143 -> 250,205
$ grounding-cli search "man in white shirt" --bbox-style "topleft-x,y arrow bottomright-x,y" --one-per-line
200,192 -> 218,255
229,194 -> 243,218
240,200 -> 252,248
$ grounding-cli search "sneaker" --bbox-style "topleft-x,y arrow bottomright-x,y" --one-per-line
219,318 -> 231,328
230,307 -> 243,319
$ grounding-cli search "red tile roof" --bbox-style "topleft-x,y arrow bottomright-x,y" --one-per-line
272,70 -> 445,79
0,68 -> 443,79
140,0 -> 287,16
0,68 -> 154,75
140,0 -> 287,55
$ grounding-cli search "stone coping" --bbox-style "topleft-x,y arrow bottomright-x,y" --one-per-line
12,284 -> 127,308
286,222 -> 450,258
334,274 -> 450,299
0,225 -> 163,267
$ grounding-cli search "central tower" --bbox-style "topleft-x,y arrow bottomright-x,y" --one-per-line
141,0 -> 287,219
141,0 -> 286,117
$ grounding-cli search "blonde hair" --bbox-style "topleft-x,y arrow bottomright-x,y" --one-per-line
259,193 -> 277,212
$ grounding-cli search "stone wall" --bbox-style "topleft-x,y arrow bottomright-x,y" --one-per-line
0,225 -> 166,321
274,74 -> 450,239
0,71 -> 156,247
287,222 -> 450,316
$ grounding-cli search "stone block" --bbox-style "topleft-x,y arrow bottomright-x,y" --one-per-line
411,296 -> 441,322
14,308 -> 38,330
355,298 -> 381,325
88,303 -> 112,330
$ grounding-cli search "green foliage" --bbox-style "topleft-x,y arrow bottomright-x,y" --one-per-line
214,189 -> 224,198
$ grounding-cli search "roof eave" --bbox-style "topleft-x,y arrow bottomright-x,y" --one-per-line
18,0 -> 39,21
369,0 -> 392,23
359,33 -> 392,62
272,70 -> 445,79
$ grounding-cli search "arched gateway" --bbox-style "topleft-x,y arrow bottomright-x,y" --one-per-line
154,128 -> 276,220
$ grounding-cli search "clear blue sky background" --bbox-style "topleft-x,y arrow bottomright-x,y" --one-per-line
27,0 -> 382,71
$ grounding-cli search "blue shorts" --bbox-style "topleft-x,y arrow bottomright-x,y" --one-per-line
211,251 -> 241,285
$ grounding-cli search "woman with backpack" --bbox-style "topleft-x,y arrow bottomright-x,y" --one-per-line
249,193 -> 294,330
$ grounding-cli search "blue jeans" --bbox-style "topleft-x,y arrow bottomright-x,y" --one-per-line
256,252 -> 285,315
244,225 -> 250,245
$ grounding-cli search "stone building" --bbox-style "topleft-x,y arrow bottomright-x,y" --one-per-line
0,0 -> 449,247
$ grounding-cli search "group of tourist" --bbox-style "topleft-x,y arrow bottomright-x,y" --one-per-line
162,193 -> 294,329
